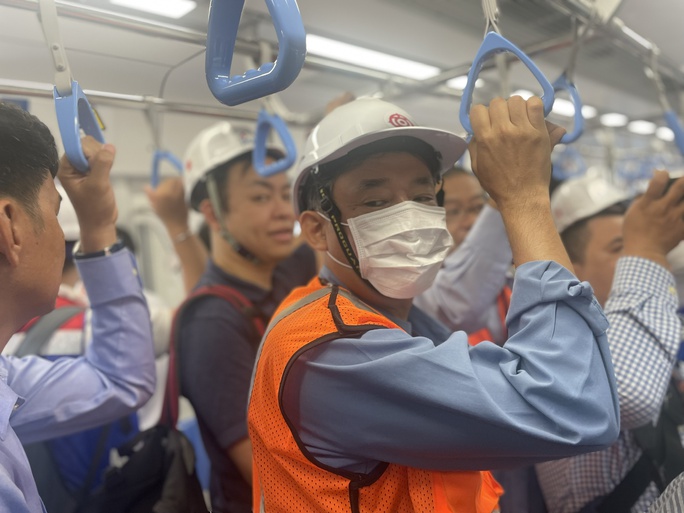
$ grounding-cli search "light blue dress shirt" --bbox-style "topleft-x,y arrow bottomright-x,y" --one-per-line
414,205 -> 513,343
0,248 -> 156,513
281,261 -> 620,475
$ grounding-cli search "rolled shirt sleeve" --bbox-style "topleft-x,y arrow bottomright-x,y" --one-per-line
4,248 -> 156,444
283,261 -> 620,474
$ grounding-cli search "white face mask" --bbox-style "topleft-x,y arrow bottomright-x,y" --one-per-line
324,201 -> 453,299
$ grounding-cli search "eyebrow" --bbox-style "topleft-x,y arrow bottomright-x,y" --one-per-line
605,236 -> 623,248
356,177 -> 389,192
247,180 -> 292,191
355,175 -> 434,193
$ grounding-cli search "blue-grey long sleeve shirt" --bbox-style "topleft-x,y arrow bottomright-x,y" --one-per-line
282,261 -> 620,475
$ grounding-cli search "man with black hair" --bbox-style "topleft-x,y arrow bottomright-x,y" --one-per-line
0,102 -> 155,512
247,96 -> 621,512
178,121 -> 317,513
537,173 -> 684,513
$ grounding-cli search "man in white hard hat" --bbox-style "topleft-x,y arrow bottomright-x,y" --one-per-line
247,96 -> 621,512
0,102 -> 155,513
536,172 -> 684,513
178,121 -> 317,513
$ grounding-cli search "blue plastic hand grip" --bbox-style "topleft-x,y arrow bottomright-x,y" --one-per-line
206,0 -> 306,106
54,80 -> 105,173
664,110 -> 684,157
253,110 -> 297,177
552,73 -> 584,144
150,150 -> 184,188
459,32 -> 555,135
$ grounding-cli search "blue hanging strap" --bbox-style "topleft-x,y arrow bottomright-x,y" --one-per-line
150,150 -> 184,189
145,107 -> 183,188
647,48 -> 684,157
458,31 -> 555,136
253,110 -> 297,177
551,20 -> 592,144
39,0 -> 105,173
664,111 -> 684,157
552,73 -> 584,144
206,0 -> 307,107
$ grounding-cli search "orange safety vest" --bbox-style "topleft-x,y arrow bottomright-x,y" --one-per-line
248,277 -> 503,513
467,287 -> 512,346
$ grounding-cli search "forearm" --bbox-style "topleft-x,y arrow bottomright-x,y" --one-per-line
499,197 -> 574,272
9,252 -> 155,442
165,223 -> 208,293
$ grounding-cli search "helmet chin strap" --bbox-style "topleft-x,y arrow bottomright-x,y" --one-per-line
313,168 -> 380,294
206,175 -> 261,265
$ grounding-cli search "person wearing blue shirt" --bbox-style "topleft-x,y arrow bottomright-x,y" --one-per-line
0,102 -> 155,513
537,174 -> 684,513
247,96 -> 621,512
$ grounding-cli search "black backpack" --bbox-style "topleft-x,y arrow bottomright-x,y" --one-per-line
98,284 -> 266,513
19,304 -> 209,513
579,380 -> 684,513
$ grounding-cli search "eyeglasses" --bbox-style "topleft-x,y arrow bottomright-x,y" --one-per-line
445,203 -> 485,219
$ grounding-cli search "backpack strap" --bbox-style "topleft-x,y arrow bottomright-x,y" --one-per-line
15,306 -> 84,358
160,285 -> 267,427
592,380 -> 684,513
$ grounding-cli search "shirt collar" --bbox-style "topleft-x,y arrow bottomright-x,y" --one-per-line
0,369 -> 23,441
318,266 -> 413,333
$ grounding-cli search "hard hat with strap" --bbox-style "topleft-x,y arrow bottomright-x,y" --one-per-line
293,98 -> 467,282
183,121 -> 285,263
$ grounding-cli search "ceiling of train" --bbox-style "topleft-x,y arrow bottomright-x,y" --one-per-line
0,0 -> 683,139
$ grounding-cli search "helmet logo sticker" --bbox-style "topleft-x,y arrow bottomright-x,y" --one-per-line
388,113 -> 414,127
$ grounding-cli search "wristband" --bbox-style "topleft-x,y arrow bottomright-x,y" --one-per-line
73,239 -> 126,259
173,230 -> 193,244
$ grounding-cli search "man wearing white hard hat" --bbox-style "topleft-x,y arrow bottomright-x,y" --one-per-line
247,96 -> 621,512
537,172 -> 684,513
178,121 -> 317,513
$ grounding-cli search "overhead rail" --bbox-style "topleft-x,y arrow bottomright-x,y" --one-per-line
0,79 -> 263,122
4,0 -> 684,120
0,0 -> 571,107
543,0 -> 684,86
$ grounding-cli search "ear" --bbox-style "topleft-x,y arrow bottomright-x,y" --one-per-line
0,200 -> 21,267
198,198 -> 222,232
299,211 -> 329,252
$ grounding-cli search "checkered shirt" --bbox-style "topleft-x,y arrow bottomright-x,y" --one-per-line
537,256 -> 681,513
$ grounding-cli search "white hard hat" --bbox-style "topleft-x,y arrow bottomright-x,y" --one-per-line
551,175 -> 633,234
294,98 -> 468,215
56,183 -> 80,241
183,121 -> 283,211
